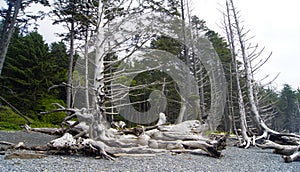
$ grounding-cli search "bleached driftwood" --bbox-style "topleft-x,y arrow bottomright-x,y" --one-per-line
257,140 -> 299,155
257,140 -> 300,162
10,109 -> 228,160
0,133 -> 115,160
23,124 -> 63,135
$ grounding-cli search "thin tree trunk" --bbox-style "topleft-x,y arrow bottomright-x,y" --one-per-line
229,64 -> 239,139
0,96 -> 31,124
296,99 -> 300,114
0,0 -> 22,75
225,0 -> 251,147
84,30 -> 90,109
199,66 -> 205,120
83,3 -> 92,110
66,20 -> 75,110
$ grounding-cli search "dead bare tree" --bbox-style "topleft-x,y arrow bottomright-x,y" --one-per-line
224,0 -> 280,140
223,1 -> 251,148
222,0 -> 300,162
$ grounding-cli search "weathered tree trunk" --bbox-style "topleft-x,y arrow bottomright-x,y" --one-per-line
84,30 -> 90,109
175,0 -> 189,124
66,18 -> 75,110
0,96 -> 31,124
176,100 -> 187,124
257,140 -> 299,155
0,0 -> 22,76
0,133 -> 116,160
224,1 -> 251,148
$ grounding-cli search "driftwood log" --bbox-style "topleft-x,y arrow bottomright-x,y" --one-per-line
0,134 -> 115,160
257,140 -> 300,163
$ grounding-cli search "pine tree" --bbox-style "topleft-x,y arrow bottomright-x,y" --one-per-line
276,84 -> 298,132
0,30 -> 68,121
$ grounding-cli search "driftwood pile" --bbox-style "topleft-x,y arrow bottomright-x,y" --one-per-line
0,110 -> 228,161
2,108 -> 299,163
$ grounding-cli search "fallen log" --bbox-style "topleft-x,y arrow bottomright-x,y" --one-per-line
257,140 -> 300,156
256,139 -> 300,163
148,140 -> 184,150
14,121 -> 227,159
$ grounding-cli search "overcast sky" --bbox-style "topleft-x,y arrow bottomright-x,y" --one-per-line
192,0 -> 300,90
1,0 -> 299,90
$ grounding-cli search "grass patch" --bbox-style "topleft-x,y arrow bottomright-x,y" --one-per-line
0,105 -> 64,130
0,106 -> 29,130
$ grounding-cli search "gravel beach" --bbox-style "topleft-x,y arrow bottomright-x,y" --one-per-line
0,131 -> 299,172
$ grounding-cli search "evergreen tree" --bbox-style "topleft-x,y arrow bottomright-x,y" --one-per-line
0,0 -> 50,75
275,84 -> 299,132
0,30 -> 68,122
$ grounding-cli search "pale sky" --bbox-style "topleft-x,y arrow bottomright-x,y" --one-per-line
1,0 -> 299,90
192,0 -> 300,90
